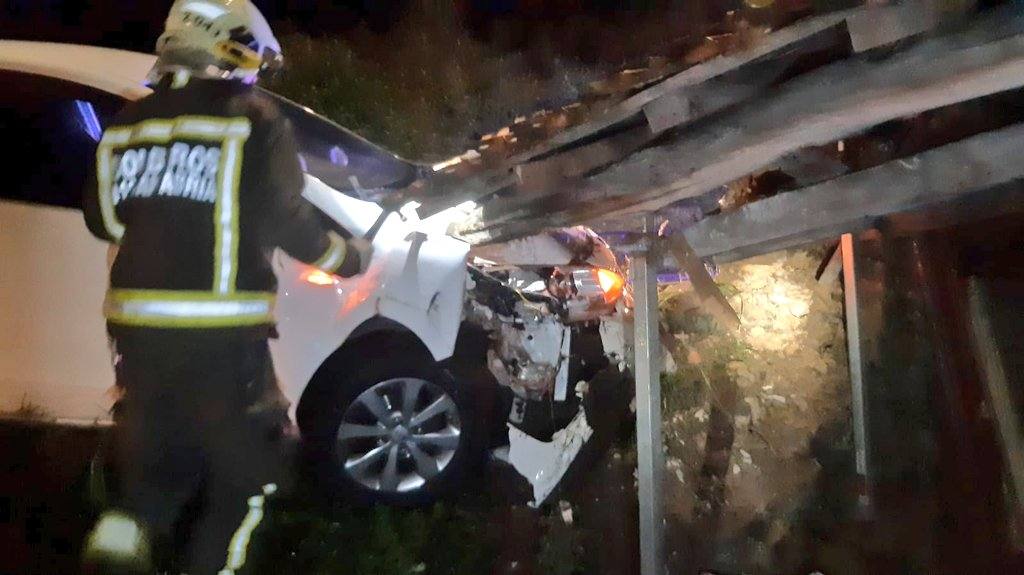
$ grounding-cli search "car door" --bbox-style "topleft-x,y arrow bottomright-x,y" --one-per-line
0,71 -> 126,423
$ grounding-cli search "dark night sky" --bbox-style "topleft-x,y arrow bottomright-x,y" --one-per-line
0,1 -> 694,56
0,1 -> 411,51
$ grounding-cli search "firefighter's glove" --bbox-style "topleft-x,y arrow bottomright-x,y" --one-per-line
338,237 -> 373,277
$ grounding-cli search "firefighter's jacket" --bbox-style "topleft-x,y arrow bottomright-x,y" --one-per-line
83,74 -> 359,329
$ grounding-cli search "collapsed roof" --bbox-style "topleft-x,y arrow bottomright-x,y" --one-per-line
394,0 -> 1024,262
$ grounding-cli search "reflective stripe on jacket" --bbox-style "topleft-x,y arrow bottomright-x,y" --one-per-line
83,74 -> 358,328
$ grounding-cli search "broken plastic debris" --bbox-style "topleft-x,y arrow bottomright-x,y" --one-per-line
507,409 -> 594,507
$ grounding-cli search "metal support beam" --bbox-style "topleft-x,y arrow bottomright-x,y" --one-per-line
967,278 -> 1024,518
632,218 -> 665,575
841,233 -> 872,514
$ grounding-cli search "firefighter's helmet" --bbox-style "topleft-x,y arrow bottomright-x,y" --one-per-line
149,0 -> 282,84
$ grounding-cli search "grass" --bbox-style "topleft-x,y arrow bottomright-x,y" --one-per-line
252,501 -> 495,575
266,2 -> 572,161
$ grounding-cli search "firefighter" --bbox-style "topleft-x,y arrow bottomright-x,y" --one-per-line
80,1 -> 370,573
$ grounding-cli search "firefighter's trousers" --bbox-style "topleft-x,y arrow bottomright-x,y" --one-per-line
109,327 -> 292,575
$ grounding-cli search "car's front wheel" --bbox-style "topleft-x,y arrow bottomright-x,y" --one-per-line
300,335 -> 482,506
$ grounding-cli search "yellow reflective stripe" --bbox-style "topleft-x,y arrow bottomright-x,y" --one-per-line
107,289 -> 273,302
101,117 -> 251,294
95,142 -> 124,243
103,117 -> 251,145
312,231 -> 347,273
214,133 -> 247,293
219,484 -> 277,575
105,313 -> 273,329
103,290 -> 275,328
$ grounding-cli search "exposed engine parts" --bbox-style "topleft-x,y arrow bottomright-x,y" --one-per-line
486,302 -> 570,398
465,269 -> 570,399
463,230 -> 628,402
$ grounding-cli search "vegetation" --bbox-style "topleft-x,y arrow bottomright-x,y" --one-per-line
253,501 -> 495,575
266,1 -> 589,161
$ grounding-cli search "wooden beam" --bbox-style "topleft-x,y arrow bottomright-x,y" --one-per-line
681,122 -> 1024,262
504,9 -> 856,165
423,2 -> 944,220
590,10 -> 1024,216
421,6 -> 859,217
414,169 -> 517,217
463,9 -> 1024,241
662,234 -> 741,331
845,0 -> 945,53
514,125 -> 653,193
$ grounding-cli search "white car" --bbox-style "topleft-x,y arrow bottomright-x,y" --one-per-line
0,41 -> 631,507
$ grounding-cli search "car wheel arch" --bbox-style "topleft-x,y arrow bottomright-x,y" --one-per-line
295,317 -> 433,431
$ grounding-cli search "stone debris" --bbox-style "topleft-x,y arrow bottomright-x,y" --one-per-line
739,449 -> 753,466
744,397 -> 764,425
693,408 -> 709,423
660,247 -> 851,567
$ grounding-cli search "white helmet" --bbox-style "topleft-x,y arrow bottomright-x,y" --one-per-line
149,0 -> 283,84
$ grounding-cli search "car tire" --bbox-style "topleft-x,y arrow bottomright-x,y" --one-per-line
299,334 -> 483,507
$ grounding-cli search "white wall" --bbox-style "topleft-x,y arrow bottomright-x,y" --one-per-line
0,201 -> 114,422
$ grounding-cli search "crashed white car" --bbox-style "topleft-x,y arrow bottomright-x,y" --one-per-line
0,42 -> 631,507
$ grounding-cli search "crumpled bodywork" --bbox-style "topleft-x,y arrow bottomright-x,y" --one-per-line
487,303 -> 571,399
470,225 -> 618,270
507,408 -> 594,507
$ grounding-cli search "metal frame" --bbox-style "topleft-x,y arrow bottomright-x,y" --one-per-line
842,234 -> 872,513
967,278 -> 1024,516
630,218 -> 665,575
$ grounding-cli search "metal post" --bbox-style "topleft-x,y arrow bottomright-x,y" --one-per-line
967,278 -> 1024,519
841,233 -> 872,513
632,218 -> 665,575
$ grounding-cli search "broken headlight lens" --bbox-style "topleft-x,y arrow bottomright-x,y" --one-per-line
571,268 -> 624,305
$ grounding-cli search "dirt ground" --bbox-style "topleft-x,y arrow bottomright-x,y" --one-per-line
658,247 -> 853,573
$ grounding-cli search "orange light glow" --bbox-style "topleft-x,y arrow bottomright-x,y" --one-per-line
302,269 -> 337,286
596,268 -> 625,304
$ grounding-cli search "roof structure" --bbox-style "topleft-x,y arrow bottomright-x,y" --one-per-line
397,1 -> 1024,263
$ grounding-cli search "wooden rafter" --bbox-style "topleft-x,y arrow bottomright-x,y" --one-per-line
458,9 -> 1024,244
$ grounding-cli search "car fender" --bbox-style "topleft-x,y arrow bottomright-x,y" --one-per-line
270,176 -> 470,412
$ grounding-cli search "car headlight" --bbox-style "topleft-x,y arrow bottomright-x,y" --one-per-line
571,268 -> 624,305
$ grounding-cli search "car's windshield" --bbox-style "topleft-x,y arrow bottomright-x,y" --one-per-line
0,71 -> 122,209
258,89 -> 419,198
